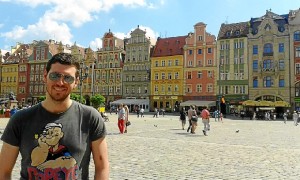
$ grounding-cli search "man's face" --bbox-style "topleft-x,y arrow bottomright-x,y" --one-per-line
44,62 -> 78,102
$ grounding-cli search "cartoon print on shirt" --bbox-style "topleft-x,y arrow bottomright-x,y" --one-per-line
28,123 -> 78,179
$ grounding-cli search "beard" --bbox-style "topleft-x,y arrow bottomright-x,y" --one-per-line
46,86 -> 70,102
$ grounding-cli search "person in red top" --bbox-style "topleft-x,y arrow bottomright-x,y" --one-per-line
201,106 -> 210,136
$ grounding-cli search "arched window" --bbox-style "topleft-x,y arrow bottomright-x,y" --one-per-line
263,59 -> 273,69
264,43 -> 273,54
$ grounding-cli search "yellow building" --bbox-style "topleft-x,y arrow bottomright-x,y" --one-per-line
0,63 -> 18,99
150,36 -> 187,112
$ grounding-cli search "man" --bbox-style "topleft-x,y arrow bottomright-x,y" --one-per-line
201,106 -> 210,136
0,53 -> 109,179
293,111 -> 298,126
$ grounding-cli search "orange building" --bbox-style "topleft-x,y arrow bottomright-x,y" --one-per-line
183,22 -> 217,102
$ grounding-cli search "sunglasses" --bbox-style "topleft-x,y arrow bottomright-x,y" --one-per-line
48,72 -> 75,84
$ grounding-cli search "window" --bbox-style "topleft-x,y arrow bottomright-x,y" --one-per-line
253,45 -> 258,55
167,85 -> 172,92
188,61 -> 193,66
198,49 -> 202,54
168,73 -> 172,79
234,86 -> 239,94
155,61 -> 158,67
296,63 -> 300,75
198,60 -> 202,66
175,60 -> 179,66
187,72 -> 192,79
253,60 -> 258,71
154,85 -> 158,92
198,36 -> 203,41
155,73 -> 158,80
161,85 -> 165,92
279,76 -> 284,87
175,72 -> 179,79
263,59 -> 273,69
279,60 -> 284,70
296,47 -> 300,57
196,84 -> 202,92
162,60 -> 165,67
186,85 -> 192,93
294,31 -> 300,41
174,85 -> 178,92
235,30 -> 240,36
208,71 -> 212,78
207,48 -> 212,53
168,60 -> 172,66
207,59 -> 212,65
207,84 -> 213,92
253,77 -> 258,88
161,73 -> 165,79
264,43 -> 273,53
263,76 -> 272,87
279,43 -> 284,52
197,71 -> 202,78
189,50 -> 193,55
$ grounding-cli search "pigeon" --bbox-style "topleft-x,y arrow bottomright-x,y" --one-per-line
154,125 -> 158,127
236,130 -> 239,133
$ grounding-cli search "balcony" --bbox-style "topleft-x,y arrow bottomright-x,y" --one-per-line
263,52 -> 273,57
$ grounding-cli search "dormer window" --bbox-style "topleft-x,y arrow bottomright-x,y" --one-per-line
264,24 -> 271,31
226,31 -> 231,37
235,30 -> 240,36
278,26 -> 285,32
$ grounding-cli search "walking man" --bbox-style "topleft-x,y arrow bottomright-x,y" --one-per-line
201,106 -> 210,136
293,111 -> 298,126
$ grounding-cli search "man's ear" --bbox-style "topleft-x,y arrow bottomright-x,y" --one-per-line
74,77 -> 79,88
43,69 -> 47,83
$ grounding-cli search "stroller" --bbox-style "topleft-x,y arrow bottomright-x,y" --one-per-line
101,112 -> 109,122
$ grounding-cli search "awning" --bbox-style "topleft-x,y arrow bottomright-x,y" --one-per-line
257,100 -> 274,107
110,99 -> 149,106
259,107 -> 275,110
242,100 -> 258,106
273,101 -> 290,107
180,100 -> 216,107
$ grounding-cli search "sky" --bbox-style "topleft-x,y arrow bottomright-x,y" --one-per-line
0,0 -> 299,53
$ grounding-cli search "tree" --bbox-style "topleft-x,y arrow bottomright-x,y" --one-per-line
90,94 -> 105,108
39,96 -> 46,102
70,93 -> 86,104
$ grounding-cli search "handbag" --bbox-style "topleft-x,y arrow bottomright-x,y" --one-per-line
126,121 -> 131,126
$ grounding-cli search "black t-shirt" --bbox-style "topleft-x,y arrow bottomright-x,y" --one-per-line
1,101 -> 106,179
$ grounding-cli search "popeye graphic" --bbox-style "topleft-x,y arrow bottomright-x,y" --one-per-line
28,123 -> 78,179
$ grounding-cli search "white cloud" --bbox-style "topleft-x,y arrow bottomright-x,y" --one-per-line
1,17 -> 73,45
89,37 -> 102,50
2,0 -> 162,48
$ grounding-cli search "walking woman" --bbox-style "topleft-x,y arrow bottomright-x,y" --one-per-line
118,104 -> 126,134
179,108 -> 187,130
124,105 -> 130,133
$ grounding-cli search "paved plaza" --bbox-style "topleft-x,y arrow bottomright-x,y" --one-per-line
1,113 -> 300,179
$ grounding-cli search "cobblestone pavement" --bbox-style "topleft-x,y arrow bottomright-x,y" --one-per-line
1,114 -> 300,179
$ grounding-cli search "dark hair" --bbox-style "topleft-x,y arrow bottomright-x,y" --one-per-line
46,53 -> 80,77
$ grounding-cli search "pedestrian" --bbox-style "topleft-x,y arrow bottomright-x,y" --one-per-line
153,108 -> 158,118
0,53 -> 109,179
220,112 -> 223,123
293,111 -> 298,126
201,106 -> 210,136
118,103 -> 126,133
9,105 -> 17,117
140,107 -> 144,117
124,105 -> 130,133
187,105 -> 194,133
179,108 -> 187,130
213,110 -> 218,122
136,106 -> 140,118
283,112 -> 288,124
190,106 -> 198,134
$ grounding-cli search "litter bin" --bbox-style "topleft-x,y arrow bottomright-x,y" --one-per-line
5,109 -> 10,118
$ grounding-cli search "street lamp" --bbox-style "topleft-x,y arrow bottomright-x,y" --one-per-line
79,62 -> 89,103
